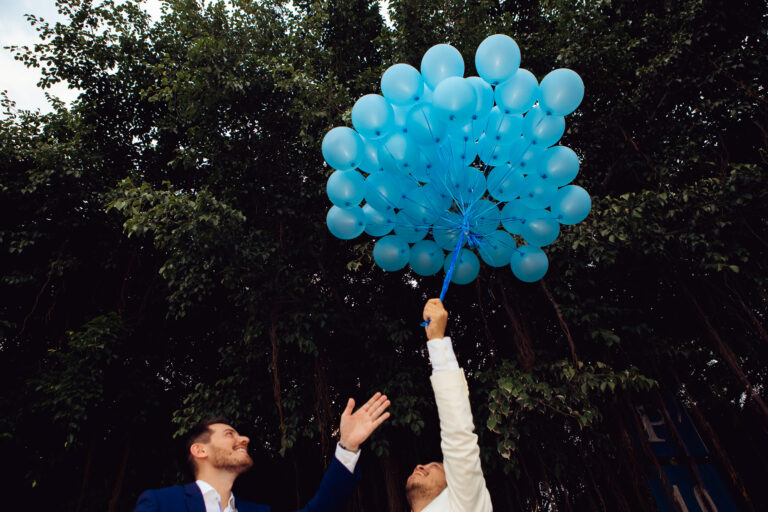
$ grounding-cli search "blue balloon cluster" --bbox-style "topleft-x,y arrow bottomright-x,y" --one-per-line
323,34 -> 590,284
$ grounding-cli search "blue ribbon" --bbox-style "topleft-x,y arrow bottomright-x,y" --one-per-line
421,229 -> 466,327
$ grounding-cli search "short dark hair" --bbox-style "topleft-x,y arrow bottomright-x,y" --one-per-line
186,416 -> 231,475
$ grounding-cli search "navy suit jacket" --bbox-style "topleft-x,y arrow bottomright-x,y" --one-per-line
135,457 -> 360,512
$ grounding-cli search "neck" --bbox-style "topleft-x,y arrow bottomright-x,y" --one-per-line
196,467 -> 238,505
409,495 -> 433,512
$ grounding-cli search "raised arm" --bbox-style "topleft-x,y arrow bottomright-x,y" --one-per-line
423,299 -> 493,512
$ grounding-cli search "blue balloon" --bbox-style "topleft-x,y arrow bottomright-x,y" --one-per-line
327,205 -> 366,240
522,106 -> 565,147
395,210 -> 429,243
381,63 -> 425,106
447,166 -> 486,206
484,106 -> 523,145
519,175 -> 557,209
447,118 -> 485,144
444,249 -> 480,284
411,152 -> 435,183
521,209 -> 560,247
363,204 -> 395,237
352,94 -> 394,140
467,199 -> 500,234
495,68 -> 538,115
487,164 -> 525,202
357,137 -> 385,174
551,185 -> 591,225
391,104 -> 410,133
420,43 -> 464,89
364,172 -> 407,212
474,34 -> 520,85
432,77 -> 477,124
374,235 -> 411,271
377,132 -> 420,174
401,186 -> 440,225
322,127 -> 364,171
510,245 -> 549,282
409,240 -> 445,276
501,200 -> 532,235
478,230 -> 516,267
433,211 -> 465,250
443,137 -> 479,169
422,180 -> 453,211
508,139 -> 544,172
477,134 -> 511,167
466,76 -> 494,121
406,103 -> 447,145
539,68 -> 584,116
326,170 -> 365,208
538,146 -> 579,186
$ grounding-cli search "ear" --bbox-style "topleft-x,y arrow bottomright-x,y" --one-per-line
190,442 -> 208,461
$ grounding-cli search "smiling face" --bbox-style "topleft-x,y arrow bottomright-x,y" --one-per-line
196,423 -> 254,474
405,461 -> 447,506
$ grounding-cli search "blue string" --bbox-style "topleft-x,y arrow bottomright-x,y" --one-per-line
421,228 -> 466,327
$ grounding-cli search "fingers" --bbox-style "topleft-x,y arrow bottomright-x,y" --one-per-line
342,398 -> 355,417
369,396 -> 390,419
362,391 -> 382,411
372,411 -> 390,428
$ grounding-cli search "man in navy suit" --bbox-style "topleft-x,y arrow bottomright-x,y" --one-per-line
135,392 -> 391,512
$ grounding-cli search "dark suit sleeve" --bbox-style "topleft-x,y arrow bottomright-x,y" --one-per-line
134,490 -> 160,512
295,457 -> 361,512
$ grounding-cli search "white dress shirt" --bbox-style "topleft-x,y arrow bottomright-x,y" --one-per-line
422,336 -> 493,512
195,443 -> 360,512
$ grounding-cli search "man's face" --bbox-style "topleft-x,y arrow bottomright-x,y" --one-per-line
201,423 -> 254,474
405,462 -> 447,503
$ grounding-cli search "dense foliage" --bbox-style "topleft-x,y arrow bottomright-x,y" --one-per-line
2,0 -> 766,510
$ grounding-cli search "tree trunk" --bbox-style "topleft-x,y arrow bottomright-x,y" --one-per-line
680,282 -> 768,424
498,284 -> 535,371
75,438 -> 95,512
653,393 -> 717,512
475,279 -> 497,362
540,280 -> 579,364
107,437 -> 131,512
269,310 -> 285,430
314,352 -> 333,467
626,396 -> 685,512
679,385 -> 756,512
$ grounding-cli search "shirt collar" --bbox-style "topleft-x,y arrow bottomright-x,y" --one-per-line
195,479 -> 237,511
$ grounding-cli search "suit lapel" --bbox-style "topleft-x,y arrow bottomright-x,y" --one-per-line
183,482 -> 206,512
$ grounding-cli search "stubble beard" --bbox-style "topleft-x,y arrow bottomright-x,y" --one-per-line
210,446 -> 254,474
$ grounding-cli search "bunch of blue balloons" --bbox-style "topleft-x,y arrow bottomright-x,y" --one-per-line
322,34 -> 590,288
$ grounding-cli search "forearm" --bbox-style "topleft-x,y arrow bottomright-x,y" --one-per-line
429,340 -> 492,512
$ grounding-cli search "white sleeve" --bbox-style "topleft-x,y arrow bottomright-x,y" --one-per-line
430,368 -> 493,512
334,442 -> 361,474
427,336 -> 460,373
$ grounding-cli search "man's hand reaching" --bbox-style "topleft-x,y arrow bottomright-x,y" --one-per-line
339,392 -> 390,452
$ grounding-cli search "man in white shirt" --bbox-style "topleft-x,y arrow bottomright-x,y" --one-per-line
135,392 -> 390,512
405,299 -> 493,512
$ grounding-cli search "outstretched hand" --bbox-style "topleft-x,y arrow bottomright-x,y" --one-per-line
339,392 -> 390,452
423,298 -> 448,340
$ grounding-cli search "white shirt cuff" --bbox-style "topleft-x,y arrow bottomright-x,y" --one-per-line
335,442 -> 360,473
427,336 -> 459,373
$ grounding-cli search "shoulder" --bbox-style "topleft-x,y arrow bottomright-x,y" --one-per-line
135,484 -> 191,511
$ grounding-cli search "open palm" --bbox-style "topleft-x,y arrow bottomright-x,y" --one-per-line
339,392 -> 391,452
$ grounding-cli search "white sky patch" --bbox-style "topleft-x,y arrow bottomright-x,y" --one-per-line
2,0 -> 387,113
1,0 -> 162,113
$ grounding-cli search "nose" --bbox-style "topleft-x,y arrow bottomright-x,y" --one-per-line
414,464 -> 427,474
239,435 -> 250,446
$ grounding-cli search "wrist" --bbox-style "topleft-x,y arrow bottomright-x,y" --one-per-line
339,440 -> 360,453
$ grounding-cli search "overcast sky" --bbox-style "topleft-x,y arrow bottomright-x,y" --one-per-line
1,0 -> 162,114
